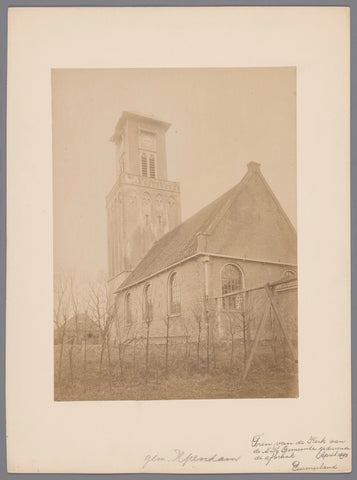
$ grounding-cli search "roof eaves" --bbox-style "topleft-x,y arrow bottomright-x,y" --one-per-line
115,252 -> 201,294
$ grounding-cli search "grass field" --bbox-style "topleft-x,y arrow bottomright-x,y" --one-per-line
54,341 -> 298,401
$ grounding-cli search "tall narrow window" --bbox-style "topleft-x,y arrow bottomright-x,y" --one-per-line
149,154 -> 156,178
141,153 -> 148,177
169,272 -> 181,315
125,293 -> 132,326
221,264 -> 243,311
144,284 -> 153,322
120,152 -> 126,173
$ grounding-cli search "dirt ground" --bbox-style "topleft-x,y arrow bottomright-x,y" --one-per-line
54,342 -> 298,401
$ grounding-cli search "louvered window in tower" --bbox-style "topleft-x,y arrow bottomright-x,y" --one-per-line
141,153 -> 148,177
149,155 -> 156,178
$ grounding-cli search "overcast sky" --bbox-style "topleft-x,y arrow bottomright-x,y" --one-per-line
52,68 -> 296,283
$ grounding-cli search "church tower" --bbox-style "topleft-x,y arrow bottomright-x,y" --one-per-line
106,111 -> 181,293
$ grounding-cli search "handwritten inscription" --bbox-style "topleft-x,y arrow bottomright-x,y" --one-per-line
251,434 -> 350,472
143,449 -> 241,469
142,435 -> 349,472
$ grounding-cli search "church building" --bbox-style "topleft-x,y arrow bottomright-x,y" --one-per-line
106,112 -> 297,346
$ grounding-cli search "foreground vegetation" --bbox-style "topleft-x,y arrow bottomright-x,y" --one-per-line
54,342 -> 298,401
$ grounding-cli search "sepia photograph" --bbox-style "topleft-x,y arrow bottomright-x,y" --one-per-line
6,6 -> 351,474
52,68 -> 298,401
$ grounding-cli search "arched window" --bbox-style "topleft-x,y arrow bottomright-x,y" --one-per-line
149,154 -> 156,178
143,284 -> 153,322
141,153 -> 148,177
142,192 -> 151,225
221,264 -> 244,311
124,293 -> 132,326
283,269 -> 296,278
143,191 -> 151,206
169,272 -> 181,315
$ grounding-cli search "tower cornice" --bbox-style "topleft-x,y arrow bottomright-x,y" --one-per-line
110,111 -> 171,143
106,172 -> 180,205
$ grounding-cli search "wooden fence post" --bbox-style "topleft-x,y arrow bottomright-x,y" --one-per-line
240,301 -> 271,383
264,284 -> 297,362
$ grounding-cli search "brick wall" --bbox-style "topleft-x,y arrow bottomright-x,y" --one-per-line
112,254 -> 297,348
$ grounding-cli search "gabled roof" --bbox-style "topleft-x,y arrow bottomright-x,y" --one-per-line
117,162 -> 296,292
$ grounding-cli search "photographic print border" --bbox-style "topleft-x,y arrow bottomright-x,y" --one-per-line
2,1 -> 354,478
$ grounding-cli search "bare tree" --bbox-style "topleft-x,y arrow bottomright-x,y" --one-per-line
182,317 -> 191,372
163,314 -> 170,377
242,309 -> 248,366
207,298 -> 219,370
143,285 -> 153,379
225,310 -> 241,369
154,278 -> 170,377
115,290 -> 144,376
204,296 -> 210,370
83,309 -> 88,393
116,294 -> 139,376
87,280 -> 115,390
218,290 -> 250,370
67,277 -> 81,386
142,281 -> 166,380
191,301 -> 204,370
54,274 -> 70,383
